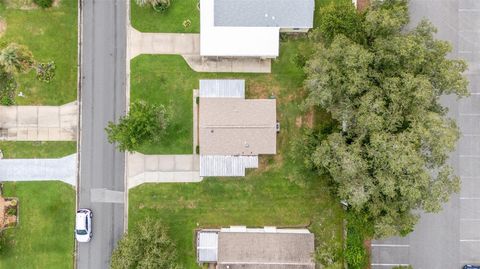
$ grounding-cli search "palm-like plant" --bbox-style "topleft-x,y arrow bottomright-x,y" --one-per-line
0,43 -> 34,74
135,0 -> 170,12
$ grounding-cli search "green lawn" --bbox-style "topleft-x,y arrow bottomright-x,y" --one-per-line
130,0 -> 200,33
0,0 -> 78,105
0,141 -> 76,158
130,39 -> 308,155
129,35 -> 344,267
129,171 -> 344,268
0,181 -> 75,269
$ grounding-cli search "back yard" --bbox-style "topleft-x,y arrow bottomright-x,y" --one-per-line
0,181 -> 75,268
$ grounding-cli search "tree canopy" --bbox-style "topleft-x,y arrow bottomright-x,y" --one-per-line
305,0 -> 468,237
110,219 -> 180,269
106,101 -> 170,152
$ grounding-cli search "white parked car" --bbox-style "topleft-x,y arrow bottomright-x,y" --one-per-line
75,208 -> 92,243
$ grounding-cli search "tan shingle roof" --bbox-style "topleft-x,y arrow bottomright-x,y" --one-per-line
217,232 -> 315,269
199,98 -> 277,155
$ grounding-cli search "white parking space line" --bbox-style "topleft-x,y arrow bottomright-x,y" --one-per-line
371,264 -> 410,266
460,197 -> 480,200
460,155 -> 480,158
460,239 -> 480,242
371,244 -> 410,247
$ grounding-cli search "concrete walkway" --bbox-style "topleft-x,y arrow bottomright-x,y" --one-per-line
0,102 -> 77,141
183,55 -> 271,73
128,27 -> 271,73
127,153 -> 201,189
0,154 -> 76,186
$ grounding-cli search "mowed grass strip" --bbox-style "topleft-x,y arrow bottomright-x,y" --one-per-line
0,141 -> 76,159
0,0 -> 77,105
0,182 -> 75,269
130,0 -> 200,33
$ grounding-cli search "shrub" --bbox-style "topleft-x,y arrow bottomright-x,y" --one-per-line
110,219 -> 179,269
345,212 -> 374,269
0,70 -> 17,106
35,61 -> 56,83
33,0 -> 54,8
152,0 -> 170,12
183,19 -> 191,28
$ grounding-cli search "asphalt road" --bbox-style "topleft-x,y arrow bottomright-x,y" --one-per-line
76,0 -> 127,268
372,0 -> 480,268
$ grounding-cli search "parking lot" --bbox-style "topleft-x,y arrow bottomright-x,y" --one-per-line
372,0 -> 480,268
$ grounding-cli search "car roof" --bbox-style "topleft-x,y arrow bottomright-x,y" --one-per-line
75,211 -> 87,230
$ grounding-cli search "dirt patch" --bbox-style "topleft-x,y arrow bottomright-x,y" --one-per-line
295,116 -> 302,127
356,0 -> 370,11
4,0 -> 38,10
52,0 -> 61,7
303,110 -> 314,128
247,79 -> 280,99
0,18 -> 7,38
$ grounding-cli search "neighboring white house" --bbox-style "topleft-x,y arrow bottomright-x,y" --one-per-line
200,0 -> 315,58
198,79 -> 277,177
197,226 -> 316,269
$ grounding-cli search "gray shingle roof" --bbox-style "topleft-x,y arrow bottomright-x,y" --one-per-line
214,0 -> 315,28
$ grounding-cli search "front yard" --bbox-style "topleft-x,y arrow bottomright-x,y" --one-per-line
130,0 -> 200,33
0,0 -> 78,105
0,181 -> 75,269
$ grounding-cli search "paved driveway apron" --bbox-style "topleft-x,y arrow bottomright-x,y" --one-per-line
371,0 -> 480,268
76,0 -> 127,268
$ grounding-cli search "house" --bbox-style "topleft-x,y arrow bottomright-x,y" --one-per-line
200,0 -> 315,58
197,226 -> 316,268
198,79 -> 277,177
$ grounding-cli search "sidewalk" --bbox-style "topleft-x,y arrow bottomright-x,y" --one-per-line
127,153 -> 201,189
0,154 -> 76,186
0,102 -> 77,141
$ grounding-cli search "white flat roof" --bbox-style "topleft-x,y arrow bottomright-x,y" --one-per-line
200,0 -> 280,57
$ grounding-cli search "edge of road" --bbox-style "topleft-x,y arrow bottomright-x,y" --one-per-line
124,0 -> 131,233
73,0 -> 83,267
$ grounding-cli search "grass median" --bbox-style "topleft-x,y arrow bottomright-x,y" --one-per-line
0,141 -> 76,159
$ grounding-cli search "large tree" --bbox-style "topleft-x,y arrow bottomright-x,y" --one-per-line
110,219 -> 180,269
305,0 -> 468,237
106,101 -> 170,152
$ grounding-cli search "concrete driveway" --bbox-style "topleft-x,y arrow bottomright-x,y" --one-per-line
0,154 -> 76,186
371,0 -> 480,267
127,153 -> 201,188
0,102 -> 77,141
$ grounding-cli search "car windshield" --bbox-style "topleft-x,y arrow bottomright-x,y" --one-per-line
76,229 -> 87,235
